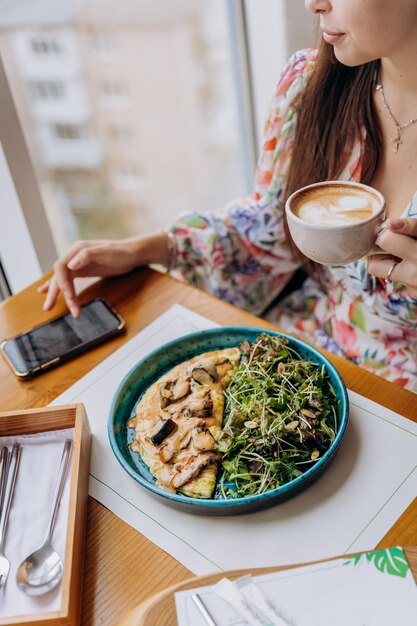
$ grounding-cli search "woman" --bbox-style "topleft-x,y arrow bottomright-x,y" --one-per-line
40,0 -> 417,390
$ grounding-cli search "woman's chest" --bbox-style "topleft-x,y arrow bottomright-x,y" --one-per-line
369,124 -> 417,219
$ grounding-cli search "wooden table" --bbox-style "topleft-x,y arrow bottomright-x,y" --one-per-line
0,268 -> 416,625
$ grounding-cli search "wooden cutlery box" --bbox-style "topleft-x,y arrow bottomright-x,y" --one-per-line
0,404 -> 92,626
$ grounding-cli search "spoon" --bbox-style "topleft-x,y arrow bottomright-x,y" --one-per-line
16,439 -> 72,596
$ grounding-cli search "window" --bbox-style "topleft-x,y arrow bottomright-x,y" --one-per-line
30,37 -> 62,55
99,80 -> 129,108
100,80 -> 128,98
53,124 -> 90,140
30,81 -> 65,101
113,164 -> 145,191
108,125 -> 132,142
1,0 -> 253,258
90,31 -> 116,54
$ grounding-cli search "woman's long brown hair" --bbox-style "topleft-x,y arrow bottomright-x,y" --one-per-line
284,41 -> 383,279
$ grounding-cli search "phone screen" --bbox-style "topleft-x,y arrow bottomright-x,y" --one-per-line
1,298 -> 123,376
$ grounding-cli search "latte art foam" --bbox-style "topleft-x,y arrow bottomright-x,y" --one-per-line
293,186 -> 380,226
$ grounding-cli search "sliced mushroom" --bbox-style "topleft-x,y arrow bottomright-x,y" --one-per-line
179,431 -> 193,450
160,379 -> 191,408
149,418 -> 177,446
160,382 -> 174,408
158,418 -> 205,461
171,452 -> 221,489
172,379 -> 190,400
192,428 -> 215,451
192,363 -> 218,384
156,465 -> 176,490
188,398 -> 213,419
159,444 -> 175,463
188,398 -> 206,412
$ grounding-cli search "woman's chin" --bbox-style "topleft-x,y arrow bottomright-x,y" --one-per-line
332,46 -> 375,68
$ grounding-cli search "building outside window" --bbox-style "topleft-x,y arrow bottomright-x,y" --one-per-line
30,37 -> 63,55
0,0 -> 316,292
98,79 -> 130,107
30,80 -> 65,101
53,123 -> 90,140
0,0 -> 251,257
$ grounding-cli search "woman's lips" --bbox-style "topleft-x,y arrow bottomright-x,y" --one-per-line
322,30 -> 346,44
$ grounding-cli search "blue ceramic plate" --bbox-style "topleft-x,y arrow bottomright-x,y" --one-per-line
108,327 -> 349,514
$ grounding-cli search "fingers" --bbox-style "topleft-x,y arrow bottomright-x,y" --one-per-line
43,276 -> 60,311
368,255 -> 417,296
37,280 -> 50,294
367,255 -> 401,282
376,219 -> 417,260
41,239 -> 116,316
41,240 -> 105,316
45,263 -> 80,318
385,218 -> 417,237
55,264 -> 80,318
67,247 -> 93,272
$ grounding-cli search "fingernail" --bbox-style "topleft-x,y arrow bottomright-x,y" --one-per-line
390,218 -> 404,229
67,257 -> 80,270
70,306 -> 79,318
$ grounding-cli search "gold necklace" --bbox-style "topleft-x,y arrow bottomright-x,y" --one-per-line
375,76 -> 417,153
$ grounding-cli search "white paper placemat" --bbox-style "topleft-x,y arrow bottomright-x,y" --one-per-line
52,305 -> 417,575
0,429 -> 73,619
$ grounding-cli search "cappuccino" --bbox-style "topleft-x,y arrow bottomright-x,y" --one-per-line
285,180 -> 386,265
292,184 -> 380,227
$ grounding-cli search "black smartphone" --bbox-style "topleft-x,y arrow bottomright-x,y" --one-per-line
0,297 -> 125,379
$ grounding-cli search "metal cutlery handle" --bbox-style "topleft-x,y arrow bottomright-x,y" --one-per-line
0,447 -> 9,513
44,439 -> 72,544
192,593 -> 218,626
0,444 -> 21,551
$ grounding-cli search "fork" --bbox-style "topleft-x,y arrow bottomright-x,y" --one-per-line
0,444 -> 21,588
0,447 -> 8,512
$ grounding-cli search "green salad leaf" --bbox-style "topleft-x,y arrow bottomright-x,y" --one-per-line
217,333 -> 339,498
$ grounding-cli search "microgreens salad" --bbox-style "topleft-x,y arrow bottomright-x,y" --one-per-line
216,333 -> 339,498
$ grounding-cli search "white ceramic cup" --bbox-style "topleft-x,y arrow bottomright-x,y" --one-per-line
285,180 -> 386,266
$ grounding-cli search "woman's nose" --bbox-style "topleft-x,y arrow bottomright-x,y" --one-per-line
305,0 -> 331,14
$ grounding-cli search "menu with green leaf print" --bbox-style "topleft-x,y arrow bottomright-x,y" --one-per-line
175,547 -> 417,626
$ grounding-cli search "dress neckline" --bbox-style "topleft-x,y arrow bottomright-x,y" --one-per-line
341,142 -> 417,219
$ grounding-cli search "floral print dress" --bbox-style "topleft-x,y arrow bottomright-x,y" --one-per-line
168,48 -> 417,392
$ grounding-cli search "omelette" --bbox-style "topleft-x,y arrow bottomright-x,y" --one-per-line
128,347 -> 241,498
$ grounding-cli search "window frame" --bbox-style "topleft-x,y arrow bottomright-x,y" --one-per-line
0,54 -> 57,293
0,260 -> 12,300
